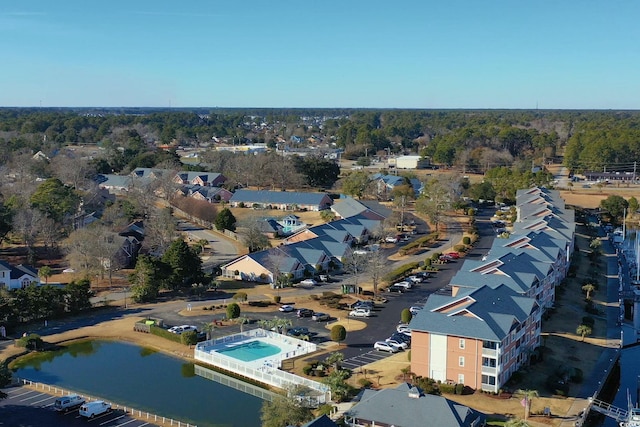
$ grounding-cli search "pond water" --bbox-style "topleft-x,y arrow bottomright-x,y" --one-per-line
13,340 -> 263,427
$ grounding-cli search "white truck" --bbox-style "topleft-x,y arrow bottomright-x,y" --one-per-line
79,400 -> 111,418
53,394 -> 85,412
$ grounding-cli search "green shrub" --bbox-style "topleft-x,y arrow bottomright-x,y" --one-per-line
455,383 -> 464,395
273,295 -> 281,304
382,262 -> 420,283
15,333 -> 44,350
401,308 -> 412,324
181,330 -> 198,345
439,383 -> 456,394
358,378 -> 373,388
424,258 -> 432,267
150,325 -> 182,343
454,244 -> 466,252
463,236 -> 471,245
303,365 -> 314,375
226,302 -> 241,319
407,350 -> 411,362
233,292 -> 248,302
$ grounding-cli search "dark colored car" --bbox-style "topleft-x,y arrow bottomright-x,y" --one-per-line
287,327 -> 309,337
312,312 -> 330,322
297,308 -> 314,318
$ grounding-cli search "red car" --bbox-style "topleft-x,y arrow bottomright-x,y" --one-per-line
444,252 -> 460,259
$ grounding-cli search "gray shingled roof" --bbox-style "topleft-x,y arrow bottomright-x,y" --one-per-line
409,285 -> 537,342
230,189 -> 332,207
346,383 -> 485,427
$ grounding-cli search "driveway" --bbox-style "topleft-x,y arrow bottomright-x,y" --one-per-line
177,219 -> 242,273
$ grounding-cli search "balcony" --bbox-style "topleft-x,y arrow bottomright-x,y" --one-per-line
482,347 -> 498,357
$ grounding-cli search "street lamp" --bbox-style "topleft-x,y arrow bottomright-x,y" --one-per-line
123,287 -> 128,309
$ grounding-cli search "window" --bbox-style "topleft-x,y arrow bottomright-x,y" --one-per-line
459,339 -> 465,349
459,356 -> 465,367
482,357 -> 497,368
482,375 -> 496,386
458,374 -> 465,384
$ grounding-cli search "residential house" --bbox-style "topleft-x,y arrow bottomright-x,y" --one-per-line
370,173 -> 423,200
187,186 -> 233,203
174,172 -> 226,187
410,285 -> 541,393
345,383 -> 486,427
229,190 -> 333,211
221,248 -> 305,284
330,197 -> 387,221
0,261 -> 41,290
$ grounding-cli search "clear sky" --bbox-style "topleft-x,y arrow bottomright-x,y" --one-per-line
1,0 -> 639,109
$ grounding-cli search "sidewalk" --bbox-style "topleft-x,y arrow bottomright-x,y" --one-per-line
558,236 -> 623,427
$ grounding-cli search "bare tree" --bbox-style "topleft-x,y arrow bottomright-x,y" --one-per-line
143,207 -> 177,255
366,251 -> 388,295
49,153 -> 94,191
239,216 -> 271,253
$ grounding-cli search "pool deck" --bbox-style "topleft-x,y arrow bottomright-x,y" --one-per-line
194,328 -> 331,404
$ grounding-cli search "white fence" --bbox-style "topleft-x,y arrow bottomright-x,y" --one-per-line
14,378 -> 197,427
194,329 -> 330,405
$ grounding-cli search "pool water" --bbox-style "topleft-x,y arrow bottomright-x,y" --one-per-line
217,340 -> 281,362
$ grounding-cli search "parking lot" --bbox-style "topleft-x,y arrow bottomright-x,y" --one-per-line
0,385 -> 171,427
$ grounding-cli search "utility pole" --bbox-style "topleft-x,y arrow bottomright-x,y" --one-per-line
633,161 -> 637,183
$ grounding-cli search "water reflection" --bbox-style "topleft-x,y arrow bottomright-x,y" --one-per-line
14,340 -> 263,427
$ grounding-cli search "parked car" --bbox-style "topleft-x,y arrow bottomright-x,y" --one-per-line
387,284 -> 405,293
296,308 -> 314,318
409,306 -> 422,315
397,324 -> 411,334
394,281 -> 412,289
319,274 -> 329,282
54,394 -> 85,412
374,341 -> 399,353
352,300 -> 374,309
278,304 -> 295,312
300,278 -> 318,286
385,338 -> 409,350
312,312 -> 330,322
287,326 -> 309,337
168,325 -> 198,334
407,275 -> 422,284
353,249 -> 369,255
390,332 -> 411,344
385,236 -> 399,243
79,401 -> 111,419
349,308 -> 371,317
444,252 -> 460,259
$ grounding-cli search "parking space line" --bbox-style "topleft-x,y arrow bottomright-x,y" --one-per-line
12,390 -> 38,398
113,418 -> 137,426
20,393 -> 45,402
31,395 -> 57,405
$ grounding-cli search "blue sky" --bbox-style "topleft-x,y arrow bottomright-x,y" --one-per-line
1,1 -> 639,109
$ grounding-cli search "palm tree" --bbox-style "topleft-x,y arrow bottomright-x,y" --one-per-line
236,316 -> 250,333
201,322 -> 216,340
582,283 -> 596,300
576,324 -> 592,341
516,389 -> 539,420
39,266 -> 52,284
324,352 -> 344,372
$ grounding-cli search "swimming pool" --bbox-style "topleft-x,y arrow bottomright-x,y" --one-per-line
217,340 -> 281,362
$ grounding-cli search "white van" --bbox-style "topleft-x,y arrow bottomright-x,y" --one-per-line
79,400 -> 111,418
54,394 -> 85,412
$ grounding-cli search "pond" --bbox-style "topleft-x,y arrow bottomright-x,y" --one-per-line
12,340 -> 264,427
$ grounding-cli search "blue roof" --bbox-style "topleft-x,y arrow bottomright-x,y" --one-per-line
230,189 -> 332,207
410,285 -> 537,342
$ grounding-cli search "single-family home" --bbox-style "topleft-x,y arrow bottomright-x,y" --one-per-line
345,383 -> 486,427
229,190 -> 333,211
188,186 -> 233,203
221,248 -> 305,284
410,285 -> 541,394
0,261 -> 41,290
174,172 -> 226,187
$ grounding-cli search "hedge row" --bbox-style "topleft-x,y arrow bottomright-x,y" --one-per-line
383,262 -> 420,284
398,233 -> 439,256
